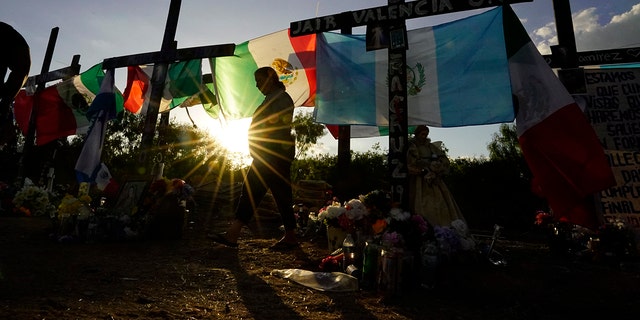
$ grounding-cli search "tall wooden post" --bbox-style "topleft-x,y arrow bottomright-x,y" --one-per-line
101,0 -> 234,177
139,0 -> 181,166
551,0 -> 578,68
289,0 -> 532,209
18,27 -> 59,187
387,0 -> 409,208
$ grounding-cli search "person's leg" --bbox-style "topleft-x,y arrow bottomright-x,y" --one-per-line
269,160 -> 297,244
211,161 -> 268,246
234,161 -> 268,225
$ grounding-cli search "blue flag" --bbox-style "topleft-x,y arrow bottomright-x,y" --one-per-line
315,7 -> 514,128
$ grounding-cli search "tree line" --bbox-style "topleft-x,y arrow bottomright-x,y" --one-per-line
0,111 -> 546,236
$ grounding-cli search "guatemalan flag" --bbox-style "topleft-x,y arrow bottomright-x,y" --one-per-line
314,6 -> 514,131
74,69 -> 119,183
210,29 -> 316,119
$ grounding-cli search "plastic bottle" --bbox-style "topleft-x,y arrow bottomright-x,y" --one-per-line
342,233 -> 356,272
361,238 -> 379,290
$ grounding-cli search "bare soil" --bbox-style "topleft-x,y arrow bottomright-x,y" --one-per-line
1,205 -> 640,320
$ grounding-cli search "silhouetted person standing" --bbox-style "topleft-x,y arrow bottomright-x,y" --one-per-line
209,66 -> 298,250
0,22 -> 31,146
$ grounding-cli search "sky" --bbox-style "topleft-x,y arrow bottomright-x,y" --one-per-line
2,0 -> 640,159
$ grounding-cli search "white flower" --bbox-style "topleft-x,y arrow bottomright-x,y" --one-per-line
614,219 -> 625,229
451,219 -> 469,236
389,207 -> 410,221
325,205 -> 346,219
317,202 -> 346,221
345,198 -> 367,220
12,185 -> 53,216
451,219 -> 475,251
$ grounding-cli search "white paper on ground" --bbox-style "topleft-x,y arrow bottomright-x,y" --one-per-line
271,268 -> 359,292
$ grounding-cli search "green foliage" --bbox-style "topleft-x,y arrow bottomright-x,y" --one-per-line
69,112 -> 231,182
292,110 -> 326,157
291,153 -> 337,182
488,123 -> 521,161
52,111 -> 547,236
445,124 -> 543,233
292,144 -> 388,201
446,157 -> 545,233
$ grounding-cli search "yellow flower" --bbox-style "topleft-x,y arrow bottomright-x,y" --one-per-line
79,195 -> 92,204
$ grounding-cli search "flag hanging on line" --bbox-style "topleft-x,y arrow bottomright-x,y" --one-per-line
13,63 -> 124,146
314,6 -> 514,128
75,69 -> 118,183
210,29 -> 316,119
122,59 -> 202,115
504,6 -> 615,228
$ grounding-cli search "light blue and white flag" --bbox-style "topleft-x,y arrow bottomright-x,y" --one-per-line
75,69 -> 117,183
315,7 -> 514,128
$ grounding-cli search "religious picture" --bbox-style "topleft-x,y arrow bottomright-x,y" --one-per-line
113,180 -> 149,216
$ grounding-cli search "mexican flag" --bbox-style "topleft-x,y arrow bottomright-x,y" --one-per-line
13,63 -> 124,146
210,29 -> 316,119
504,6 -> 615,228
122,59 -> 202,115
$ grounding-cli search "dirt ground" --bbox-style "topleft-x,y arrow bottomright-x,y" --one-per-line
1,205 -> 640,320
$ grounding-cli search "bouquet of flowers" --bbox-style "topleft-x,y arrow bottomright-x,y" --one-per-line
12,184 -> 55,217
534,210 -> 553,227
360,190 -> 391,236
593,218 -> 638,261
317,198 -> 368,233
381,208 -> 430,250
170,178 -> 195,206
317,200 -> 345,228
55,193 -> 93,240
57,194 -> 92,219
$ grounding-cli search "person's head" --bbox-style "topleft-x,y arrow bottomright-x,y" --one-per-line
254,66 -> 285,95
413,125 -> 429,139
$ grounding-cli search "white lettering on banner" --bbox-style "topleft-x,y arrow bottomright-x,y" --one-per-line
601,184 -> 640,199
613,136 -> 640,150
584,68 -> 640,231
587,109 -> 640,124
596,85 -> 620,96
606,151 -> 640,167
292,16 -> 338,36
622,83 -> 640,95
607,122 -> 640,137
579,52 -> 623,65
603,214 -> 640,227
585,96 -> 620,109
621,169 -> 640,183
351,0 -> 452,24
391,159 -> 406,178
601,200 -> 640,214
290,0 -> 514,36
585,71 -> 637,85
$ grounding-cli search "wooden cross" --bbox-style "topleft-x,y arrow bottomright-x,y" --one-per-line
290,0 -> 532,208
17,26 -> 82,188
101,0 -> 234,168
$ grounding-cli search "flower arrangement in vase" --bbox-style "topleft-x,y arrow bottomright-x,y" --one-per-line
12,184 -> 55,217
